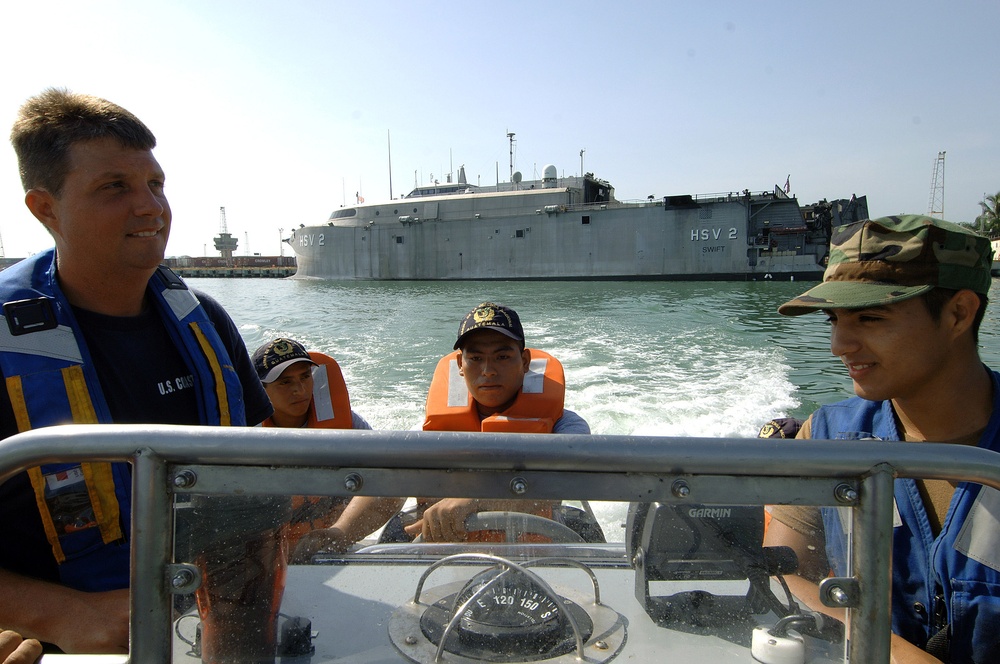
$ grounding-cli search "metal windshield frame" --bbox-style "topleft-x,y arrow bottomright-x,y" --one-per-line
2,423 -> 1000,663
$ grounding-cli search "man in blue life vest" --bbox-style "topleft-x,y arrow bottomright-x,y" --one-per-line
767,216 -> 999,663
0,89 -> 271,655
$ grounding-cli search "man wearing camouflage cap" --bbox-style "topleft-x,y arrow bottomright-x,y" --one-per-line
766,215 -> 998,662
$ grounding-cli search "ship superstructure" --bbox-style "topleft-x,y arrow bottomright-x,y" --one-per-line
290,164 -> 866,281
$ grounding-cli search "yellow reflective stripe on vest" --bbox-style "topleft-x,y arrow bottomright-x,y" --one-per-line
189,321 -> 231,426
5,375 -> 31,432
27,466 -> 66,563
81,463 -> 123,545
7,366 -> 98,429
20,366 -> 121,561
63,365 -> 98,422
26,462 -> 124,563
60,366 -> 122,543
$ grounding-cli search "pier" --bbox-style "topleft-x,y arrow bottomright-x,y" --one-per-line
169,266 -> 296,278
163,255 -> 296,278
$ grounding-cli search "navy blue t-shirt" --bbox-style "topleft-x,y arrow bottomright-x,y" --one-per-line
0,288 -> 271,583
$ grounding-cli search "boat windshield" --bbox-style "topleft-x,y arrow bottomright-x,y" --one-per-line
2,425 -> 996,663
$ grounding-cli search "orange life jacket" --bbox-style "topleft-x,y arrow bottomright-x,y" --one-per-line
263,352 -> 354,547
420,349 -> 566,541
262,352 -> 354,429
422,349 -> 565,433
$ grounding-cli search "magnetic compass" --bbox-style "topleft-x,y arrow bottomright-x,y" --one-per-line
420,566 -> 590,660
389,554 -> 626,664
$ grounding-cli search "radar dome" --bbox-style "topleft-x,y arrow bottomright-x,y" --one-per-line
542,164 -> 558,188
512,171 -> 522,184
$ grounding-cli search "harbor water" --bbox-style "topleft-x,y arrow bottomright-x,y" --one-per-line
189,278 -> 1000,437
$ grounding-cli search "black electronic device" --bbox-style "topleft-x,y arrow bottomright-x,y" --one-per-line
627,502 -> 767,582
3,297 -> 58,336
628,501 -> 800,640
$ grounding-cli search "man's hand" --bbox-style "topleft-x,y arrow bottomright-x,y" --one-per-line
0,631 -> 41,664
405,498 -> 479,542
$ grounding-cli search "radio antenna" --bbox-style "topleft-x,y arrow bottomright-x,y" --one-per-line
507,131 -> 516,182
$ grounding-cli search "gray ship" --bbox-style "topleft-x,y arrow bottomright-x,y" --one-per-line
289,165 -> 868,280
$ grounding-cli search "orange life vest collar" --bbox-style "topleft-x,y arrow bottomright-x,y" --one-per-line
262,352 -> 354,429
422,348 -> 565,433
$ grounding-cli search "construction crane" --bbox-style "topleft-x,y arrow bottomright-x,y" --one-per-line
928,151 -> 945,218
212,206 -> 238,264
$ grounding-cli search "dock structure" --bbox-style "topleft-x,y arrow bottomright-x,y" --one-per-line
163,255 -> 296,278
169,266 -> 296,278
0,256 -> 297,277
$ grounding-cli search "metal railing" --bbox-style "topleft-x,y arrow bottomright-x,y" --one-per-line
2,424 -> 999,662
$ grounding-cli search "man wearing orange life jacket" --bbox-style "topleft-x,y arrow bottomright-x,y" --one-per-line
404,302 -> 590,542
291,303 -> 591,555
252,338 -> 373,548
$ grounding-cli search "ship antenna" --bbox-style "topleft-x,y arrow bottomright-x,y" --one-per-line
387,130 -> 393,200
507,131 -> 516,183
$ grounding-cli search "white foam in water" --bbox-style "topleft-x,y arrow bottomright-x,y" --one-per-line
193,279 -> 873,435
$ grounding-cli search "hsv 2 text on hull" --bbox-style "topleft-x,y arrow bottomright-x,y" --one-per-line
289,166 -> 868,281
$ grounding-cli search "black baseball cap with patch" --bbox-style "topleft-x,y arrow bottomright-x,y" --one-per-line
252,338 -> 317,383
454,302 -> 525,350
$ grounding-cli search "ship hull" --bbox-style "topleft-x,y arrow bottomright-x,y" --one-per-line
291,188 -> 865,281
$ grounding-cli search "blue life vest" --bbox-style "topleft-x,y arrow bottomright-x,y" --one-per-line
0,249 -> 245,591
812,370 -> 1000,663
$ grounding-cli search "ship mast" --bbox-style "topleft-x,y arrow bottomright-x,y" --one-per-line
387,130 -> 393,200
507,131 -> 516,183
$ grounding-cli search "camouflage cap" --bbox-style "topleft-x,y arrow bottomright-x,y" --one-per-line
778,215 -> 994,316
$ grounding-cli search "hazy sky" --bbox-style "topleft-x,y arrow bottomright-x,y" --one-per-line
1,0 -> 996,259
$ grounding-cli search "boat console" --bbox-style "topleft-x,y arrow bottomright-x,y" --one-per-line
2,425 -> 999,663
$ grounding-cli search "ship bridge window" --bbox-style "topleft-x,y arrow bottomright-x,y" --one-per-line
331,208 -> 357,219
395,236 -> 404,244
582,215 -> 591,225
515,229 -> 524,238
